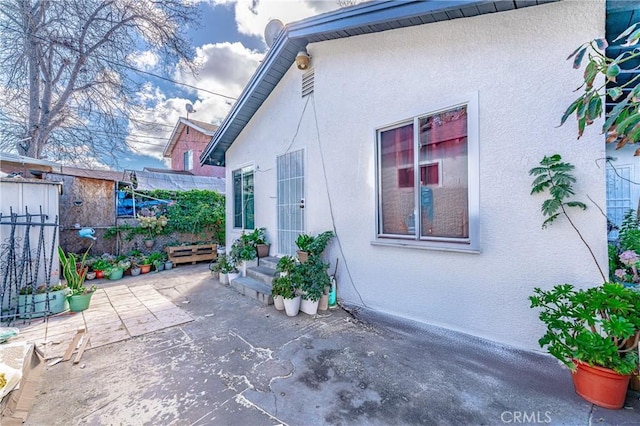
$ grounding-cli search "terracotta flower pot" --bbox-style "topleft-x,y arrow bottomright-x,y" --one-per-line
140,264 -> 152,274
296,250 -> 309,263
571,360 -> 631,409
257,244 -> 269,258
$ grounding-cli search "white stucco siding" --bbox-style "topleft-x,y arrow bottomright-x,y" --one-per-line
225,0 -> 607,350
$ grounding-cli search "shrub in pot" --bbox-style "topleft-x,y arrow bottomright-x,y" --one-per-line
295,230 -> 334,262
58,246 -> 96,312
231,233 -> 258,276
215,255 -> 238,285
18,283 -> 69,317
297,255 -> 330,315
272,256 -> 297,311
529,283 -> 639,408
529,155 -> 639,408
246,227 -> 269,258
90,258 -> 111,279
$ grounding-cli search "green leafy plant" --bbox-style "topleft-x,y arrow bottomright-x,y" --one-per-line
272,274 -> 297,299
58,246 -> 96,296
296,255 -> 331,302
230,232 -> 257,262
275,255 -> 297,274
147,251 -> 166,268
563,23 -> 640,151
214,255 -> 237,274
529,154 -> 605,282
89,258 -> 110,272
619,210 -> 640,253
152,189 -> 225,243
295,231 -> 335,256
246,227 -> 267,245
19,283 -> 67,295
529,283 -> 640,375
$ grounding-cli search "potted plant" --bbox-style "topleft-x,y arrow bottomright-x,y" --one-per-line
230,232 -> 258,276
58,246 -> 96,312
17,283 -> 69,318
108,259 -> 130,280
529,283 -> 639,409
247,227 -> 269,258
295,234 -> 314,263
90,258 -> 110,279
297,255 -> 331,315
295,230 -> 334,262
147,251 -> 166,272
139,256 -> 153,274
529,155 -> 640,408
130,258 -> 142,277
138,207 -> 169,248
215,255 -> 238,285
272,256 -> 297,311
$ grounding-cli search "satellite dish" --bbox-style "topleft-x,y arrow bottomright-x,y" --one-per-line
264,19 -> 284,48
185,103 -> 195,114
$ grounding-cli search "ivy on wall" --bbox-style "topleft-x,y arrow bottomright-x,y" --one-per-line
105,189 -> 225,244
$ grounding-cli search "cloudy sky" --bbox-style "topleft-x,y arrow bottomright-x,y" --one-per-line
120,0 -> 342,171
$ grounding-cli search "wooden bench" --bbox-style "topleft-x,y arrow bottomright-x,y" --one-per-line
166,244 -> 217,265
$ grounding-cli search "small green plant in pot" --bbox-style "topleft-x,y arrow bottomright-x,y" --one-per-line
58,246 -> 97,312
295,230 -> 334,262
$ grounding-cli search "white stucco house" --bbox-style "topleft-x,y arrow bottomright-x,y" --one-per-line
201,0 -> 614,351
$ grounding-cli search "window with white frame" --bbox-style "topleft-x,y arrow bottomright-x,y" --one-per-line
233,166 -> 254,229
376,99 -> 479,250
184,150 -> 193,171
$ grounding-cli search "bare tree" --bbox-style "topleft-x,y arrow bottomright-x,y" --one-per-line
0,0 -> 199,164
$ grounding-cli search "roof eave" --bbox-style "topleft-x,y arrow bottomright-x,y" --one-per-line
200,0 -> 559,167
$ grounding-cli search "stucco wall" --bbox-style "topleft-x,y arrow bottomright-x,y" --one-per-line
225,1 -> 607,350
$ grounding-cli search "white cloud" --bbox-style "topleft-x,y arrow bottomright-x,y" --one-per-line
123,1 -> 342,168
129,50 -> 160,71
176,41 -> 263,99
209,0 -> 339,41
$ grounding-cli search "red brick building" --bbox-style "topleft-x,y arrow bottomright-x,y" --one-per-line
164,118 -> 224,177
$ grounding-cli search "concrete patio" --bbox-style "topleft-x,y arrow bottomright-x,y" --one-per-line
11,263 -> 639,425
12,283 -> 193,360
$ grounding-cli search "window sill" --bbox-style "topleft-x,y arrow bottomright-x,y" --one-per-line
371,239 -> 481,254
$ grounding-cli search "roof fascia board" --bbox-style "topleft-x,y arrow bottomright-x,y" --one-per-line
163,121 -> 185,158
167,118 -> 218,158
286,0 -> 487,39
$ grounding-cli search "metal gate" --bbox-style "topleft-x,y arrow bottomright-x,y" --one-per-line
0,206 -> 59,323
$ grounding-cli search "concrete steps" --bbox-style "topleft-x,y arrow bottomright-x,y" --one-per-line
229,256 -> 279,306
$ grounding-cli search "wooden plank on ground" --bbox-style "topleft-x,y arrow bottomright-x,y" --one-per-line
73,332 -> 90,364
62,328 -> 85,361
